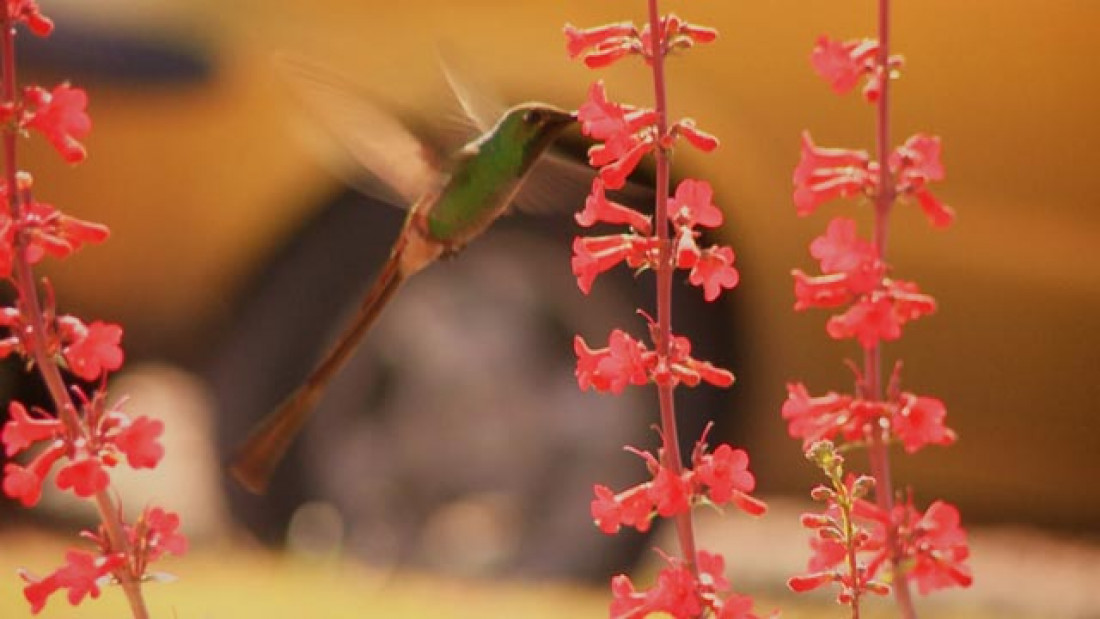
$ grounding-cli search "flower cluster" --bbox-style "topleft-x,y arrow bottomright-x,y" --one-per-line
612,551 -> 768,619
783,373 -> 956,454
592,436 -> 765,536
567,6 -> 768,617
790,446 -> 973,602
794,132 -> 954,226
20,506 -> 187,614
571,83 -> 735,302
1,2 -> 183,615
785,10 -> 971,615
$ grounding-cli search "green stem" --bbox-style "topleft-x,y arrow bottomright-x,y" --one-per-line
646,0 -> 699,575
0,16 -> 149,619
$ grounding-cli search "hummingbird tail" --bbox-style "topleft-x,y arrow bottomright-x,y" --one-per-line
230,242 -> 410,494
230,386 -> 322,493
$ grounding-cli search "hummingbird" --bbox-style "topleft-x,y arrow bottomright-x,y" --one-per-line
229,56 -> 576,494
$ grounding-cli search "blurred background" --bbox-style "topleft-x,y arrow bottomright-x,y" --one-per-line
1,0 -> 1098,617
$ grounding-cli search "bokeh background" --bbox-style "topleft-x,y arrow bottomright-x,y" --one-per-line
1,0 -> 1098,617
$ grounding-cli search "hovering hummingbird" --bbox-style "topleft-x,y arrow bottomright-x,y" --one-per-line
230,57 -> 576,494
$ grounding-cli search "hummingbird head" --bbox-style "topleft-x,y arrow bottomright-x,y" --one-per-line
496,102 -> 576,166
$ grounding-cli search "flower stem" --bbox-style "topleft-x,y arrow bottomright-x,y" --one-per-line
0,17 -> 149,619
646,0 -> 699,574
867,0 -> 916,615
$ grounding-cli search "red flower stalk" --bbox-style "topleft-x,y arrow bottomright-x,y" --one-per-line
0,3 -> 184,616
786,2 -> 971,615
566,2 -> 768,615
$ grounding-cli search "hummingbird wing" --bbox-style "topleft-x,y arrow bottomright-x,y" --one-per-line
436,47 -> 504,135
274,53 -> 443,205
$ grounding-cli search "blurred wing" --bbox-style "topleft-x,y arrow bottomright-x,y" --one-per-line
513,151 -> 655,216
436,46 -> 506,135
274,53 -> 441,204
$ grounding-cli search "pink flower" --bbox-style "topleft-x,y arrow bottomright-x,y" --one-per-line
668,178 -> 723,228
810,36 -> 879,95
21,200 -> 109,262
781,383 -> 856,448
809,217 -> 875,274
136,507 -> 189,562
689,246 -> 739,302
55,457 -> 110,498
649,466 -> 690,518
20,550 -> 126,614
574,329 -> 650,394
2,400 -> 63,457
575,178 -> 651,233
610,574 -> 649,619
6,0 -> 53,37
571,234 -> 652,295
891,133 -> 955,227
906,501 -> 972,594
826,295 -> 901,348
647,564 -> 703,617
60,318 -> 124,381
673,119 -> 720,153
114,416 -> 164,469
694,444 -> 757,507
591,484 -> 624,534
23,84 -> 91,163
563,21 -> 637,60
892,393 -> 957,453
793,132 -> 872,216
3,440 -> 65,507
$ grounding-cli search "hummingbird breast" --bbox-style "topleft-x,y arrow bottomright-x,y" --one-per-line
423,140 -> 527,250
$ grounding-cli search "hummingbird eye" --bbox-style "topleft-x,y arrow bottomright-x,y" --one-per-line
523,109 -> 542,124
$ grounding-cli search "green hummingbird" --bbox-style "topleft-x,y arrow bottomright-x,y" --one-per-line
230,57 -> 576,494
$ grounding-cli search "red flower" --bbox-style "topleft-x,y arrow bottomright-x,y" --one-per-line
610,574 -> 649,619
23,84 -> 91,163
591,484 -> 624,534
689,246 -> 739,302
892,393 -> 956,453
55,457 -> 110,498
673,119 -> 720,153
809,217 -> 875,274
668,178 -> 723,228
21,200 -> 110,262
598,139 -> 653,189
5,0 -> 52,36
694,444 -> 758,507
792,132 -> 872,216
114,416 -> 164,469
906,501 -> 972,594
60,319 -> 124,381
575,178 -> 651,233
826,295 -> 901,348
20,550 -> 126,614
563,21 -> 639,67
2,400 -> 62,457
649,466 -> 690,518
664,333 -> 735,389
810,36 -> 879,95
574,329 -> 649,394
577,81 -> 656,188
571,234 -> 653,295
781,383 -> 855,448
792,269 -> 855,310
648,564 -> 703,617
3,440 -> 65,507
891,133 -> 955,227
135,507 -> 189,563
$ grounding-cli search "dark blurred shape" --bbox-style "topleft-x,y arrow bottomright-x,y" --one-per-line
19,21 -> 213,85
